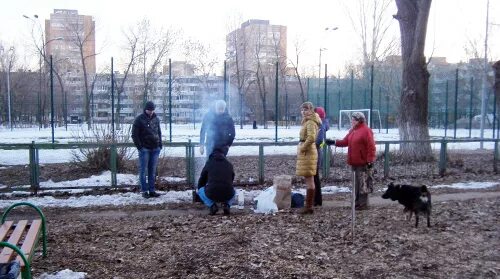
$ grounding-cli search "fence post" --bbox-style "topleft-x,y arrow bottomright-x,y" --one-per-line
384,143 -> 390,178
259,144 -> 264,184
439,139 -> 448,176
110,144 -> 117,187
190,142 -> 196,186
494,140 -> 499,173
323,145 -> 330,178
29,141 -> 40,194
186,140 -> 192,185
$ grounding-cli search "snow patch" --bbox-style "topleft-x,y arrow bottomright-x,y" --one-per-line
38,269 -> 87,279
432,181 -> 498,189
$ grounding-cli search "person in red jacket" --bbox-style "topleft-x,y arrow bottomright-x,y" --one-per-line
326,112 -> 376,209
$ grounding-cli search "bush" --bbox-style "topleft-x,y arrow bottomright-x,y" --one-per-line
71,124 -> 134,172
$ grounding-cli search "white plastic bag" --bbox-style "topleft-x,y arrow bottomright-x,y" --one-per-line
253,186 -> 278,214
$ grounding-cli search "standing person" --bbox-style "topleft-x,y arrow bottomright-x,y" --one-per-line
326,112 -> 376,210
197,148 -> 235,215
313,106 -> 329,206
199,100 -> 235,157
296,102 -> 321,214
132,101 -> 162,199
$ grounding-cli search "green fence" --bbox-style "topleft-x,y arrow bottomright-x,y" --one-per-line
0,139 -> 498,193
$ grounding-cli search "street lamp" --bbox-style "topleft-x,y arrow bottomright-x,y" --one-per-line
318,48 -> 327,105
23,14 -> 63,129
3,47 -> 15,131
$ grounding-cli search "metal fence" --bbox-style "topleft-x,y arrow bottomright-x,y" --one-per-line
0,139 -> 498,193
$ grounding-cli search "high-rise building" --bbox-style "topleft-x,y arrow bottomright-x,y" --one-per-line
45,9 -> 96,74
44,9 -> 96,121
226,19 -> 287,75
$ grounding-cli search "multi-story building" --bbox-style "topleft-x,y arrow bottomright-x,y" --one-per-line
226,19 -> 287,76
45,9 -> 96,74
45,9 -> 96,122
90,73 -> 224,124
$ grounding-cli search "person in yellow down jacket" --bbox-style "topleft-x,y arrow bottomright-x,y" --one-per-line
296,102 -> 321,214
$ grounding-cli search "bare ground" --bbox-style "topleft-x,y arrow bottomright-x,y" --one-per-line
0,150 -> 499,278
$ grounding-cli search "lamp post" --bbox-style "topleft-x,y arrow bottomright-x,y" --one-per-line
480,0 -> 490,149
23,14 -> 63,129
318,48 -> 327,105
5,47 -> 14,130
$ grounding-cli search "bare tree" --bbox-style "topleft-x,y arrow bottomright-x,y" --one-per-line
226,16 -> 253,128
183,38 -> 220,106
288,36 -> 307,103
135,19 -> 177,105
344,0 -> 399,71
63,15 -> 97,129
394,0 -> 433,160
113,21 -> 145,128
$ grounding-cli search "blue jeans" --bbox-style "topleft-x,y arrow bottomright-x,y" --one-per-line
197,187 -> 235,208
138,147 -> 161,193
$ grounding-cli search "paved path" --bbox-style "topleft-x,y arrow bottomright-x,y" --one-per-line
323,191 -> 500,208
74,190 -> 500,219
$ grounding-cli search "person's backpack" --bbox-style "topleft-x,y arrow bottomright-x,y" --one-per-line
291,193 -> 305,208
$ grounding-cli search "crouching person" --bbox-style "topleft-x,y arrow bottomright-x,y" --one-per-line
197,148 -> 235,215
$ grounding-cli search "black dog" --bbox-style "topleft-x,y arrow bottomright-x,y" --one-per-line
382,182 -> 432,228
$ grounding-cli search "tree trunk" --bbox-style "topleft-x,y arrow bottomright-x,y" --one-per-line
394,0 -> 433,161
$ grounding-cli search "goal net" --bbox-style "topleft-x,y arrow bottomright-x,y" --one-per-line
338,109 -> 382,129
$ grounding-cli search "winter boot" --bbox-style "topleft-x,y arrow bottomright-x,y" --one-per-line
209,203 -> 219,215
314,174 -> 322,206
301,189 -> 315,214
222,203 -> 230,215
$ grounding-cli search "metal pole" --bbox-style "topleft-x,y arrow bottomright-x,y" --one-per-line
378,86 -> 382,132
480,0 -> 490,149
324,64 -> 328,116
64,87 -> 67,131
370,64 -> 374,128
223,60 -> 227,102
469,77 -> 474,138
111,57 -> 115,141
168,58 -> 172,142
38,55 -> 42,129
275,61 -> 278,143
454,68 -> 458,139
6,60 -> 12,131
50,55 -> 55,144
351,170 -> 356,242
444,81 -> 449,138
350,70 -> 354,110
386,92 -> 389,134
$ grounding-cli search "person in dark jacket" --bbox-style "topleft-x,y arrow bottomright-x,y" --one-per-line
131,101 -> 162,199
326,112 -> 376,209
199,100 -> 235,157
313,107 -> 329,206
197,148 -> 235,215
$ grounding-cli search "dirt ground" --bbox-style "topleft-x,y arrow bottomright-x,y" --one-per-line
1,151 -> 499,278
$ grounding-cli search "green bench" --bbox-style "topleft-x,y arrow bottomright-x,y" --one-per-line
0,202 -> 47,279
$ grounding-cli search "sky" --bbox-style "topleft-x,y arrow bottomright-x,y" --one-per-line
1,0 -> 499,75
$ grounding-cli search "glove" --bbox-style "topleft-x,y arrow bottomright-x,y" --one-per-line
325,139 -> 336,146
366,162 -> 373,169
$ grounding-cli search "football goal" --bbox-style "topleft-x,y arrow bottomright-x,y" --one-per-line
338,109 -> 382,129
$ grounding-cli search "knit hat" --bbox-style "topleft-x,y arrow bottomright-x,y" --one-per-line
144,101 -> 155,111
351,112 -> 366,123
314,107 -> 326,119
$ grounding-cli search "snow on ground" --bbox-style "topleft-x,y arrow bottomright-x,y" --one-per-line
0,170 -> 497,208
38,269 -> 86,279
0,124 -> 497,165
